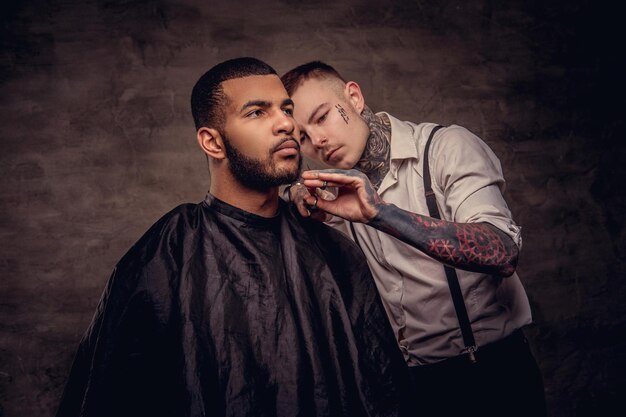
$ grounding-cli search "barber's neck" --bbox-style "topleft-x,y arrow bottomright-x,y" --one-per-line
354,106 -> 391,190
210,173 -> 280,218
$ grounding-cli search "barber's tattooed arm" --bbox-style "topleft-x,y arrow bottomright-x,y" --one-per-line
301,169 -> 519,277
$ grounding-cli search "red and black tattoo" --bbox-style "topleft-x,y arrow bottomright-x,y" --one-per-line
370,202 -> 518,277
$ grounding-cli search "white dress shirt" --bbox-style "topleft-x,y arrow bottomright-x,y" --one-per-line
346,112 -> 532,365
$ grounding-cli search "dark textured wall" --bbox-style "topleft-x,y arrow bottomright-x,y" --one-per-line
1,1 -> 624,416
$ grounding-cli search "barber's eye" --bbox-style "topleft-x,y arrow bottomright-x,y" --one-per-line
283,108 -> 294,116
317,112 -> 328,124
247,110 -> 263,118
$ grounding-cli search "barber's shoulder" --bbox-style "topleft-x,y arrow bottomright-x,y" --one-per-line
429,124 -> 493,156
410,121 -> 445,142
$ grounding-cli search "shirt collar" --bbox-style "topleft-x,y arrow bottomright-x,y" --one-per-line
375,112 -> 419,194
377,112 -> 420,164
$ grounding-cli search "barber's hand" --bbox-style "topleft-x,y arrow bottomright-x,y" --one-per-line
287,182 -> 332,222
301,169 -> 384,224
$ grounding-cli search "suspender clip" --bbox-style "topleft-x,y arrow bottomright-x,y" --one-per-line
467,345 -> 477,364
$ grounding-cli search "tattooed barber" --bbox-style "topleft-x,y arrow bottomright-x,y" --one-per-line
281,62 -> 546,417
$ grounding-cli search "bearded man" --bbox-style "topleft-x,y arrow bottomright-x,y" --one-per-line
55,58 -> 411,417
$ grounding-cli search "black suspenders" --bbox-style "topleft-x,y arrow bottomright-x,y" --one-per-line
423,125 -> 477,363
348,124 -> 478,363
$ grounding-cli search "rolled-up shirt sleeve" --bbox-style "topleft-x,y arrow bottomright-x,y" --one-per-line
430,125 -> 523,249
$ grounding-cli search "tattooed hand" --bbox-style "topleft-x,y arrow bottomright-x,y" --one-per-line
301,169 -> 385,224
287,182 -> 332,222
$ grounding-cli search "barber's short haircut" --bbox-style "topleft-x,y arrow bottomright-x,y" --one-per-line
191,57 -> 277,131
281,61 -> 346,96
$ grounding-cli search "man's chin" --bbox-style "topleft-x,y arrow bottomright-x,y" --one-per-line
274,155 -> 301,178
275,168 -> 300,185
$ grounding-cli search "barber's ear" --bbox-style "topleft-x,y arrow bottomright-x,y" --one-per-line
344,81 -> 365,114
197,127 -> 226,160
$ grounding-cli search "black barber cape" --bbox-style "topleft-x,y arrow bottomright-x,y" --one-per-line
56,194 -> 411,417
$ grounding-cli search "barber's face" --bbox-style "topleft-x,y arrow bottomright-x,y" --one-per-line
221,75 -> 301,190
291,78 -> 368,169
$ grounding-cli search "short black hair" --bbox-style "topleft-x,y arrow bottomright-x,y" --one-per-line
281,61 -> 346,96
191,57 -> 277,131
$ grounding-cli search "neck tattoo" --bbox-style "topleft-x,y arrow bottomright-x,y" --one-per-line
354,107 -> 391,189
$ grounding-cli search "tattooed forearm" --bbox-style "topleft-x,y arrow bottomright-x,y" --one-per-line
369,204 -> 519,276
354,107 -> 391,189
304,167 -> 517,275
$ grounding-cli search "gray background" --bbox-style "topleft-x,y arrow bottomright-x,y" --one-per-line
1,0 -> 624,416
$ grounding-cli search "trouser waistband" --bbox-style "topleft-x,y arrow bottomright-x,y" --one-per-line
409,329 -> 527,371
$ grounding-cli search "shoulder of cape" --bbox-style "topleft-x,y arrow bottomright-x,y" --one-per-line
115,203 -> 203,270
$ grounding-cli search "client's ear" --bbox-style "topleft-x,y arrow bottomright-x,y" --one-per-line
197,127 -> 226,160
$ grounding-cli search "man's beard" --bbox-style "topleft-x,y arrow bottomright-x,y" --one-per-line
222,135 -> 301,191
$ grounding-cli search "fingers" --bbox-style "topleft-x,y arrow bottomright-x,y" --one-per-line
301,175 -> 348,189
314,188 -> 336,201
302,168 -> 353,178
309,195 -> 319,211
304,193 -> 333,214
289,182 -> 336,218
289,183 -> 313,217
304,194 -> 319,211
295,200 -> 311,217
301,169 -> 362,189
304,193 -> 333,222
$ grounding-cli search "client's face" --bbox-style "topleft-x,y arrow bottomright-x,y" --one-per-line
220,74 -> 302,191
